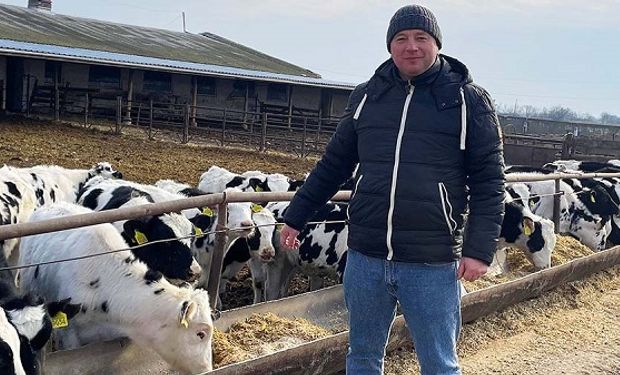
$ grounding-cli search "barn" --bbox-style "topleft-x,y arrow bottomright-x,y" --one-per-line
0,0 -> 354,127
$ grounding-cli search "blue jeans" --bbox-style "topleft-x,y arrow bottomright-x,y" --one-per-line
343,249 -> 462,375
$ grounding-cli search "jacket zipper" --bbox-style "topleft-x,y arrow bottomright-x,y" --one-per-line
346,174 -> 364,221
438,182 -> 457,235
386,83 -> 414,261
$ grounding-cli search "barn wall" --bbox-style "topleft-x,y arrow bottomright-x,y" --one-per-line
62,62 -> 88,87
0,56 -> 6,110
291,86 -> 321,110
2,55 -> 354,120
331,91 -> 349,117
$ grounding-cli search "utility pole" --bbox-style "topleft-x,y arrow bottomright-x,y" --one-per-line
182,12 -> 187,33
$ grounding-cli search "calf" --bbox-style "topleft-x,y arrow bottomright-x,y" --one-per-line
0,249 -> 80,375
153,179 -> 257,289
506,174 -> 612,251
76,178 -> 202,283
9,162 -> 122,206
18,203 -> 214,374
0,166 -> 37,263
262,201 -> 349,301
497,190 -> 556,270
221,206 -> 278,304
198,166 -> 301,194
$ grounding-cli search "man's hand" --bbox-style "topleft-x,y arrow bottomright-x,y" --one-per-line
279,224 -> 301,250
457,257 -> 488,281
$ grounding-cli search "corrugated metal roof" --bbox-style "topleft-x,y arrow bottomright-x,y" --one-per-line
0,3 -> 354,90
0,38 -> 355,90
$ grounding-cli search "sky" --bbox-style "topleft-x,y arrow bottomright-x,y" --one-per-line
3,0 -> 620,116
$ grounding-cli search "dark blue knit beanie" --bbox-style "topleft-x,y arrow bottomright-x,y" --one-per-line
386,5 -> 442,51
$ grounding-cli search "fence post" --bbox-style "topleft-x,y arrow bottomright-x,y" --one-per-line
84,93 -> 89,125
54,83 -> 60,122
183,104 -> 190,144
301,116 -> 307,157
221,109 -> 227,146
207,202 -> 229,310
148,99 -> 153,140
25,75 -> 31,117
553,179 -> 561,233
260,112 -> 267,152
115,96 -> 122,134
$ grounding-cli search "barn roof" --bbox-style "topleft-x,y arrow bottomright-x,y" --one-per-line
0,4 -> 355,90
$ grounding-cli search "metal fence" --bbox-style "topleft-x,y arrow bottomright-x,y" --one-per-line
20,92 -> 341,158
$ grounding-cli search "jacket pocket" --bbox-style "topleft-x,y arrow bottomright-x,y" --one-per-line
438,182 -> 457,235
347,174 -> 364,221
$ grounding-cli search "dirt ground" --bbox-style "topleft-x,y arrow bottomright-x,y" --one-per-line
2,117 -> 620,374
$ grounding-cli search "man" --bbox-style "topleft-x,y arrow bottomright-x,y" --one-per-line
280,4 -> 505,374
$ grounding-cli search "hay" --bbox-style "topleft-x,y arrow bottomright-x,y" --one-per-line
464,235 -> 594,292
212,312 -> 332,368
552,234 -> 594,265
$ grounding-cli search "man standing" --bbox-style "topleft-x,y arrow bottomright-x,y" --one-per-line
280,4 -> 505,374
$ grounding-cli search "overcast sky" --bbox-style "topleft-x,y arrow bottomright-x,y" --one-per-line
3,0 -> 619,116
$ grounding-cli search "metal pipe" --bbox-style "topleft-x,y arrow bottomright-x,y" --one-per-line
207,202 -> 229,310
0,191 -> 351,242
505,171 -> 620,182
552,179 -> 561,233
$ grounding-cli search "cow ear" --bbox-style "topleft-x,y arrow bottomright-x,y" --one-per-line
522,218 -> 535,237
47,298 -> 82,320
123,220 -> 150,245
179,301 -> 197,328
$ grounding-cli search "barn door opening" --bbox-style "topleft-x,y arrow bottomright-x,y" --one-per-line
6,57 -> 24,112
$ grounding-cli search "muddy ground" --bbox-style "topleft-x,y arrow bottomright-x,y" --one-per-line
2,116 -> 620,374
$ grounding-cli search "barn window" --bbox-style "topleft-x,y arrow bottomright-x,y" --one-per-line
143,71 -> 172,93
229,81 -> 256,98
44,61 -> 61,82
89,65 -> 121,88
267,83 -> 288,103
196,77 -> 216,96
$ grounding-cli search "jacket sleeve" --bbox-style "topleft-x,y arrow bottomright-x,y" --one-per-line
462,84 -> 506,265
283,84 -> 365,230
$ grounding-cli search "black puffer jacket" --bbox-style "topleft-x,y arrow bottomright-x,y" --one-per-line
284,55 -> 505,265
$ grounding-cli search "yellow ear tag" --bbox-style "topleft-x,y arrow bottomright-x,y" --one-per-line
251,203 -> 263,213
523,223 -> 533,237
529,200 -> 536,210
134,230 -> 148,245
255,186 -> 264,192
202,207 -> 214,217
195,227 -> 203,237
181,318 -> 189,329
590,195 -> 596,203
51,311 -> 69,329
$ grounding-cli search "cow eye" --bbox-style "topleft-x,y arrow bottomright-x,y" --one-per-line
197,331 -> 206,340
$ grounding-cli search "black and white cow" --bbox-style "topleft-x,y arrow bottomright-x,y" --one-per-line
76,178 -> 203,283
261,201 -> 349,301
8,162 -> 122,206
153,179 -> 259,289
543,160 -> 620,173
220,205 -> 278,304
495,187 -> 556,271
0,247 -> 80,375
506,173 -> 617,251
18,202 -> 214,374
0,166 -> 37,264
198,166 -> 301,194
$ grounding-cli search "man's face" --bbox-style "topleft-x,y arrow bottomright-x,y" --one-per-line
390,29 -> 439,81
